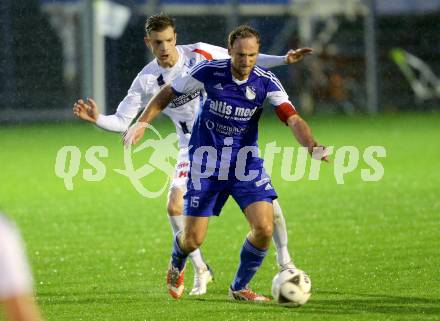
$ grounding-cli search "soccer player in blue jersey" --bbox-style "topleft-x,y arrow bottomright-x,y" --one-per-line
125,25 -> 327,301
75,14 -> 312,296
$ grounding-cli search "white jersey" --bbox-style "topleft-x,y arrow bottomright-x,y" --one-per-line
96,42 -> 286,148
0,215 -> 33,299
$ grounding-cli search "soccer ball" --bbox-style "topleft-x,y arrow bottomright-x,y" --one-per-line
271,268 -> 311,307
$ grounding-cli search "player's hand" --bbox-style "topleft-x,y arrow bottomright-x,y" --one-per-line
309,145 -> 329,162
284,48 -> 313,64
73,98 -> 99,123
122,122 -> 149,148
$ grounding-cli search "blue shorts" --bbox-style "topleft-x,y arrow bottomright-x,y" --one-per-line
183,165 -> 278,217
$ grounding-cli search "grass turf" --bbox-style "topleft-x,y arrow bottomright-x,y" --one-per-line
0,112 -> 439,320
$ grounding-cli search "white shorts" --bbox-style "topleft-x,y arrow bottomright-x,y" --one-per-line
170,147 -> 190,191
0,215 -> 33,299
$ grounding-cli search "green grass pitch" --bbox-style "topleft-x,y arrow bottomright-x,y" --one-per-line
0,113 -> 439,321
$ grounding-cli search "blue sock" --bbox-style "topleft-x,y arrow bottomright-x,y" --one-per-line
171,233 -> 188,272
231,238 -> 267,291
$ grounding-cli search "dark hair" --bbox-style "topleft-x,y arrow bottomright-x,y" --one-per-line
145,13 -> 175,35
228,25 -> 261,48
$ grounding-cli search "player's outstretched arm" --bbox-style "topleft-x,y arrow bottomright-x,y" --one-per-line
123,84 -> 176,147
284,48 -> 313,64
73,97 -> 138,133
286,114 -> 328,161
257,48 -> 313,68
138,84 -> 176,124
73,98 -> 99,123
196,42 -> 312,68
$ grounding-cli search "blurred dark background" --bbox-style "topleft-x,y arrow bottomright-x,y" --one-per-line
1,0 -> 439,123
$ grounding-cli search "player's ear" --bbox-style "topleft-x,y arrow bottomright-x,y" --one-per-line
228,46 -> 231,56
144,36 -> 151,48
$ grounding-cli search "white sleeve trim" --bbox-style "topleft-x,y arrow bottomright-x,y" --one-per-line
266,90 -> 292,107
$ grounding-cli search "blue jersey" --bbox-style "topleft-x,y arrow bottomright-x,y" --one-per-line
172,59 -> 296,176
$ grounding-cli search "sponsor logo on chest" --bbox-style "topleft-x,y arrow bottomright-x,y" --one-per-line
208,99 -> 258,120
245,86 -> 256,100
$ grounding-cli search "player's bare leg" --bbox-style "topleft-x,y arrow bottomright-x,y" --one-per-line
180,216 -> 210,253
168,216 -> 209,299
272,199 -> 296,270
166,187 -> 213,295
2,295 -> 42,321
245,201 -> 274,249
229,201 -> 273,302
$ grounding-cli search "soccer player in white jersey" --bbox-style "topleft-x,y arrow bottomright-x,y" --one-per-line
0,214 -> 42,321
73,14 -> 312,295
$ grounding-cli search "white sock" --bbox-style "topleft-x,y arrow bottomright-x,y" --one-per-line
168,215 -> 207,272
272,200 -> 294,267
168,215 -> 184,235
188,250 -> 207,272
